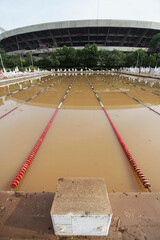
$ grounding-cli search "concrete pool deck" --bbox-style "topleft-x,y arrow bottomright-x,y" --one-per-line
0,191 -> 160,240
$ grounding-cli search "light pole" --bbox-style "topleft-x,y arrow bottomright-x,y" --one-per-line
0,53 -> 5,71
136,49 -> 144,67
0,36 -> 6,71
136,49 -> 145,73
30,51 -> 34,67
16,35 -> 23,68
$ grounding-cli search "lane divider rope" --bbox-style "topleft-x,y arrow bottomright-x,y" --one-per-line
0,74 -> 57,100
0,75 -> 66,120
86,75 -> 151,192
0,72 -> 52,87
10,76 -> 77,189
98,76 -> 160,116
115,75 -> 160,96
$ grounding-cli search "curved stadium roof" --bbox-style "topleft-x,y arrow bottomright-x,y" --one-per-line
0,19 -> 160,53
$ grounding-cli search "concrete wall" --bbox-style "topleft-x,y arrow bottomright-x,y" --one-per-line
1,19 -> 160,40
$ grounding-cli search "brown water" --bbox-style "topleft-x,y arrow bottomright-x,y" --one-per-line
0,74 -> 159,192
0,78 -> 41,97
94,74 -> 160,108
0,76 -> 60,114
118,74 -> 160,94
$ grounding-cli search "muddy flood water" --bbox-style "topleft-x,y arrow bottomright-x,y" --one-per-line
0,73 -> 160,192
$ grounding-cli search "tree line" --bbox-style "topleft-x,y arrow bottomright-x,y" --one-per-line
0,33 -> 160,70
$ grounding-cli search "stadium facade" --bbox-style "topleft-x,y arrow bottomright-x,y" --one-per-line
0,19 -> 160,54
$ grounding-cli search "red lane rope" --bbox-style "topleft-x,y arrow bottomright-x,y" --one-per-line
0,107 -> 19,120
86,75 -> 151,191
10,108 -> 59,188
102,107 -> 151,190
10,76 -> 76,189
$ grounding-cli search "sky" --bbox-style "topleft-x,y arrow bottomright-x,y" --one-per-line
0,0 -> 160,31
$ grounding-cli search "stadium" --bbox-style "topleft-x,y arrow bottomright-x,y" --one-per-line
0,19 -> 160,54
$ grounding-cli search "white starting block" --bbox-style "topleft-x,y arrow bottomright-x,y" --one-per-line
50,178 -> 112,236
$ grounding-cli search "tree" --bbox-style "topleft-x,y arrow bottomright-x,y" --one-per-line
109,50 -> 126,68
36,57 -> 53,69
76,49 -> 84,67
52,46 -> 77,68
125,49 -> 146,67
0,45 -> 7,69
125,51 -> 137,67
99,49 -> 126,68
149,33 -> 160,51
135,49 -> 146,67
98,50 -> 111,67
25,52 -> 34,67
82,43 -> 99,68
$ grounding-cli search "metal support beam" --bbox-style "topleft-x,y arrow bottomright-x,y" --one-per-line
120,29 -> 131,46
104,28 -> 110,45
49,30 -> 57,47
32,33 -> 42,45
133,29 -> 148,47
19,36 -> 32,49
6,45 -> 13,52
67,29 -> 73,46
88,28 -> 90,44
5,38 -> 17,51
114,28 -> 120,43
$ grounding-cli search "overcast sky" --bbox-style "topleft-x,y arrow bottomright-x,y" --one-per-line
1,0 -> 160,31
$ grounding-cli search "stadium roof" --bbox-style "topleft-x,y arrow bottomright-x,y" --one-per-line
0,19 -> 160,53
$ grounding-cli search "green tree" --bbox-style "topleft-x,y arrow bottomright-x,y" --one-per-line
125,49 -> 146,67
52,46 -> 77,68
6,53 -> 24,68
36,57 -> 53,69
98,50 -> 111,67
25,52 -> 34,67
149,33 -> 160,50
82,43 -> 99,68
75,49 -> 84,67
0,45 -> 7,69
109,50 -> 126,68
146,54 -> 157,67
135,49 -> 146,67
99,49 -> 126,68
126,51 -> 137,67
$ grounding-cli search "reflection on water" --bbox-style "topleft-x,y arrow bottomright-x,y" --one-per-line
62,75 -> 101,110
117,74 -> 160,94
0,86 -> 9,97
0,75 -> 59,116
0,98 -> 4,106
16,109 -> 143,192
0,74 -> 159,192
0,76 -> 45,98
94,74 -> 160,108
